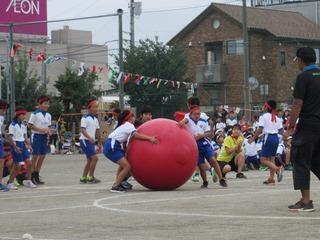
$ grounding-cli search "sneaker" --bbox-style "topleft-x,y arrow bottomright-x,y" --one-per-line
23,180 -> 37,188
0,183 -> 9,192
211,168 -> 218,183
110,185 -> 126,193
13,178 -> 21,187
236,173 -> 247,179
87,176 -> 101,184
192,173 -> 200,182
288,200 -> 315,212
219,178 -> 228,187
80,177 -> 87,184
263,178 -> 275,185
259,165 -> 268,171
121,181 -> 133,190
7,183 -> 18,190
201,181 -> 209,189
277,167 -> 284,182
33,172 -> 44,185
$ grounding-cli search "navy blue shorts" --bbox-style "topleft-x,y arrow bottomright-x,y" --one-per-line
80,140 -> 96,158
103,138 -> 125,163
32,134 -> 48,156
0,140 -> 4,159
261,134 -> 279,158
246,155 -> 260,165
12,141 -> 30,163
197,139 -> 214,165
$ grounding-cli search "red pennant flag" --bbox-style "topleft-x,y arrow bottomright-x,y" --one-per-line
27,48 -> 33,60
91,65 -> 97,73
98,66 -> 103,73
10,43 -> 23,58
37,52 -> 46,62
123,73 -> 132,84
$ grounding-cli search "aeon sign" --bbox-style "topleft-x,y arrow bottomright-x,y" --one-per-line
0,0 -> 47,35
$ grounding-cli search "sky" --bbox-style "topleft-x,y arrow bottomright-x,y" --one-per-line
46,0 -> 243,63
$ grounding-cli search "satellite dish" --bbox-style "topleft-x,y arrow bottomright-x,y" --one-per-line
249,76 -> 259,90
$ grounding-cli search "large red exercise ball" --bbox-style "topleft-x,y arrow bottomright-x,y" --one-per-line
127,118 -> 198,190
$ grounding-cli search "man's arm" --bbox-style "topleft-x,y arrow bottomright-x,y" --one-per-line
288,98 -> 303,130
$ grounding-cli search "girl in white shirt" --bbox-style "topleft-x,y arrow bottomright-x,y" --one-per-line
104,110 -> 157,193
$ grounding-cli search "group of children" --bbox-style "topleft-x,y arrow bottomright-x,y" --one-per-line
0,96 -> 53,192
0,94 -> 290,194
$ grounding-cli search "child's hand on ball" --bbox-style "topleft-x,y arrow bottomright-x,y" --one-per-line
149,136 -> 158,144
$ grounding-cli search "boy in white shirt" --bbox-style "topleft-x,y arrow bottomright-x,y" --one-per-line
79,99 -> 102,184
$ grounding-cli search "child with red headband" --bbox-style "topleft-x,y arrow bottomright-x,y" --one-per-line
250,100 -> 284,185
28,95 -> 52,185
7,107 -> 36,189
0,99 -> 9,191
104,110 -> 158,193
179,105 -> 227,188
79,99 -> 102,184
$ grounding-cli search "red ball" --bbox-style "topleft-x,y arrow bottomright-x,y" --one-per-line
127,118 -> 198,190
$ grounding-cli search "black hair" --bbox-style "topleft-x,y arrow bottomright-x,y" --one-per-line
0,99 -> 8,110
187,96 -> 200,106
112,108 -> 121,114
266,100 -> 277,113
232,124 -> 241,130
296,47 -> 317,65
140,105 -> 152,115
13,106 -> 26,122
116,110 -> 133,128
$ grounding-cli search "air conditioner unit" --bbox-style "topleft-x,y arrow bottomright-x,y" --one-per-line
196,64 -> 225,84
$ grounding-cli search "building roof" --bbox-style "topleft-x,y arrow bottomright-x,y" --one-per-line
169,3 -> 320,43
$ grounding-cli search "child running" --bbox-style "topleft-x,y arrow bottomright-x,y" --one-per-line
79,99 -> 102,184
104,110 -> 158,193
179,105 -> 227,188
7,107 -> 36,189
0,99 -> 9,191
28,96 -> 52,185
250,100 -> 284,185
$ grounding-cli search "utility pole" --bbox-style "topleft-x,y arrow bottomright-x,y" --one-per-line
118,9 -> 124,110
9,23 -> 15,119
242,0 -> 250,122
41,38 -> 47,92
130,0 -> 135,49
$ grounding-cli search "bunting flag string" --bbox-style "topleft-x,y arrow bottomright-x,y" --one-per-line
106,65 -> 196,91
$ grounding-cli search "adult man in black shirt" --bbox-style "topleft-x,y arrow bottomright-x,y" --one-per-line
285,47 -> 320,212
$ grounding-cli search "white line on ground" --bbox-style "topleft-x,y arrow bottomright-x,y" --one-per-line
0,191 -> 100,200
93,189 -> 320,221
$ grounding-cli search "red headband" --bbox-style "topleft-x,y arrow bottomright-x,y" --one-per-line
112,112 -> 119,119
264,102 -> 277,123
123,111 -> 134,123
87,100 -> 97,109
38,97 -> 49,104
16,109 -> 27,116
190,105 -> 200,114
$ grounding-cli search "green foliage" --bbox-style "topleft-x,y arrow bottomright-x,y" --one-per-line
119,38 -> 189,118
48,95 -> 63,120
1,54 -> 46,111
55,68 -> 101,113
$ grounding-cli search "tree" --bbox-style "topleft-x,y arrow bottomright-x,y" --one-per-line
1,54 -> 46,111
55,68 -> 101,113
118,38 -> 189,118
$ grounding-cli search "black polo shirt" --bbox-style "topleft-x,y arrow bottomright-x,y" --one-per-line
293,64 -> 320,130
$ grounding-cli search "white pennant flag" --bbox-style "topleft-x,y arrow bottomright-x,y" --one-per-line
78,62 -> 85,76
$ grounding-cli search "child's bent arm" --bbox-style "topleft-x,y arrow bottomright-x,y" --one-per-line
28,124 -> 49,134
80,128 -> 94,143
133,132 -> 158,144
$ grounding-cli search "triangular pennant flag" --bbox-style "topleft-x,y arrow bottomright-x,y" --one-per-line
150,78 -> 158,84
91,65 -> 97,73
164,80 -> 169,85
177,82 -> 181,88
78,62 -> 85,76
116,72 -> 124,84
123,73 -> 132,84
171,81 -> 175,88
135,75 -> 144,85
108,67 -> 117,83
10,43 -> 23,58
27,48 -> 33,60
143,77 -> 149,85
37,52 -> 46,63
156,79 -> 163,88
98,66 -> 104,73
44,55 -> 67,65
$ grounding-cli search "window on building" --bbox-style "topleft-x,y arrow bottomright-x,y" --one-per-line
226,40 -> 244,55
280,51 -> 286,66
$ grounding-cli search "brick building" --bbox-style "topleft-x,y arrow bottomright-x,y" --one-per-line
169,3 -> 320,107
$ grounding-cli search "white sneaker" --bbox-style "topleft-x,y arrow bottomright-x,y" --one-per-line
7,183 -> 18,190
23,180 -> 37,188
